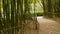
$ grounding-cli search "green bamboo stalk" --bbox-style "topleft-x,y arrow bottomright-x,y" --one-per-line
41,0 -> 46,16
0,0 -> 3,34
6,0 -> 11,34
3,0 -> 9,34
14,0 -> 19,34
17,0 -> 23,34
11,0 -> 15,34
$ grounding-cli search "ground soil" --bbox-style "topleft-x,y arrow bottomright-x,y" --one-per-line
37,16 -> 60,34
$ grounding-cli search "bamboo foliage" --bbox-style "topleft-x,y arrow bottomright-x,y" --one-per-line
0,0 -> 38,34
42,0 -> 60,21
0,0 -> 3,34
1,0 -> 19,34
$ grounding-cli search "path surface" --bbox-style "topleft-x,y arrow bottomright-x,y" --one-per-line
37,16 -> 60,34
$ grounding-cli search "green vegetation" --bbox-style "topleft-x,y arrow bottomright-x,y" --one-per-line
0,0 -> 40,34
41,0 -> 60,21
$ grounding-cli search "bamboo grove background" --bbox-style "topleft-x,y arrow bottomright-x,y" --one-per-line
0,0 -> 38,34
41,0 -> 60,22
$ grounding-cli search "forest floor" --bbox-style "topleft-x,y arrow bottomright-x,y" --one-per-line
37,16 -> 60,34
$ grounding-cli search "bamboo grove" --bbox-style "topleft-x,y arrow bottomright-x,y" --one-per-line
41,0 -> 60,22
0,0 -> 38,34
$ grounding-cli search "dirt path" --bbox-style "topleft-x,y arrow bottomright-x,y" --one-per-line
37,16 -> 60,34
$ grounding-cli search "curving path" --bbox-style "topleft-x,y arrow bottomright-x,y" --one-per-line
37,16 -> 60,34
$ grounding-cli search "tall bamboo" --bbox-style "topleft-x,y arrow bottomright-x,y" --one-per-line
0,0 -> 3,34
